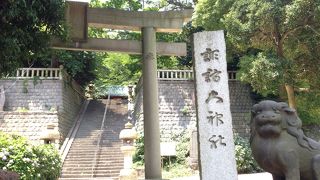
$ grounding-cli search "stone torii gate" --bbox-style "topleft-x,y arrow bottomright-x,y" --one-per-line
52,1 -> 192,179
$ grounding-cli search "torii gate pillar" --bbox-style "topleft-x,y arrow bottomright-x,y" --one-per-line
142,27 -> 161,179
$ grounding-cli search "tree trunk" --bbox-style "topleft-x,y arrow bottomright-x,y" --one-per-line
274,27 -> 297,109
285,84 -> 296,109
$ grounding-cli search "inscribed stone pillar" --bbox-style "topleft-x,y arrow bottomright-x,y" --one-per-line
0,85 -> 5,111
193,31 -> 237,180
188,129 -> 198,170
142,27 -> 162,180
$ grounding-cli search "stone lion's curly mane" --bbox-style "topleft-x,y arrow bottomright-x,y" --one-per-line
250,102 -> 320,151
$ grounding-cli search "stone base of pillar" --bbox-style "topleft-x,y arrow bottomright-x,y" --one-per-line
120,169 -> 138,180
187,157 -> 198,170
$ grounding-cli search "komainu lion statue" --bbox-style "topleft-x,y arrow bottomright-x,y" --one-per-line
250,100 -> 320,180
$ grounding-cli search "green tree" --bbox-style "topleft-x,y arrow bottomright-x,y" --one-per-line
0,0 -> 65,77
194,0 -> 320,109
55,50 -> 99,86
95,52 -> 141,86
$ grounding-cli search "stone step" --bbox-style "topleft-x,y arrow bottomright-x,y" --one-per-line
72,135 -> 123,138
74,135 -> 122,137
72,143 -> 122,148
59,177 -> 118,180
66,151 -> 122,155
61,170 -> 120,177
70,141 -> 122,144
61,167 -> 123,171
62,166 -> 123,171
75,129 -> 124,133
65,155 -> 122,158
72,136 -> 120,138
64,156 -> 123,160
70,143 -> 122,146
68,145 -> 122,149
62,165 -> 122,169
67,151 -> 122,154
66,152 -> 122,155
68,145 -> 121,148
60,174 -> 120,179
68,146 -> 122,150
67,150 -> 122,154
71,140 -> 122,144
63,162 -> 123,168
67,149 -> 122,152
68,147 -> 122,150
62,165 -> 123,170
62,164 -> 123,170
75,131 -> 123,133
64,157 -> 123,162
61,171 -> 120,175
75,133 -> 123,136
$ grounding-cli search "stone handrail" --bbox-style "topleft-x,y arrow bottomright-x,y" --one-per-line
16,68 -> 62,79
157,70 -> 193,80
157,70 -> 237,81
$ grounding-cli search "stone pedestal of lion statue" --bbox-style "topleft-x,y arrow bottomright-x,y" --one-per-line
250,100 -> 320,180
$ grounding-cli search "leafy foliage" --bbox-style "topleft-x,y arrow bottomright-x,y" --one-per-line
169,130 -> 190,164
55,50 -> 99,86
238,52 -> 282,96
133,130 -> 191,167
90,0 -> 141,10
194,0 -> 233,31
296,92 -> 320,125
0,0 -> 66,77
234,135 -> 262,173
162,164 -> 195,179
94,53 -> 141,87
0,132 -> 61,179
133,134 -> 144,165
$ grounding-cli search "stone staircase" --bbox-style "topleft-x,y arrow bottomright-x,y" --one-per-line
60,98 -> 128,179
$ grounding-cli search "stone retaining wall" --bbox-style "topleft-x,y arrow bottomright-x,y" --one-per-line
0,112 -> 59,144
0,79 -> 85,144
133,80 -> 253,142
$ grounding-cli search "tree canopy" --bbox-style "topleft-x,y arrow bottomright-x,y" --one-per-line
0,0 -> 65,77
194,0 -> 320,108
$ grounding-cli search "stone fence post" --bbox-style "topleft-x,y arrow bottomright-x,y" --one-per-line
0,85 -> 5,111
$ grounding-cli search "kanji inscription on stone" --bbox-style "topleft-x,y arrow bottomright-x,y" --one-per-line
207,111 -> 224,126
193,31 -> 237,180
205,90 -> 223,104
208,135 -> 226,149
202,68 -> 221,82
200,48 -> 219,62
